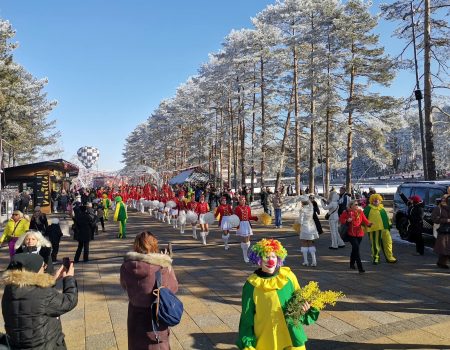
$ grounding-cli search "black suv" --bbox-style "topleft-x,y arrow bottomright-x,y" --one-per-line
393,181 -> 450,239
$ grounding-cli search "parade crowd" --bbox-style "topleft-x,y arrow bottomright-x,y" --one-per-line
0,181 -> 449,349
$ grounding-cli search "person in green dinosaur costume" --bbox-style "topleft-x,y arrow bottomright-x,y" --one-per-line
363,194 -> 397,264
114,196 -> 128,239
237,238 -> 319,350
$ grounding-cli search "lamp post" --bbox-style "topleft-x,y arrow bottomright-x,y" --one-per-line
404,1 -> 427,179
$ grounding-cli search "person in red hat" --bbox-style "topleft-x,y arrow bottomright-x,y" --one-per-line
407,195 -> 425,256
234,196 -> 258,262
215,196 -> 234,250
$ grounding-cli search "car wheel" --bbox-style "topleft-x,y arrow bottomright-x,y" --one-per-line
397,216 -> 409,240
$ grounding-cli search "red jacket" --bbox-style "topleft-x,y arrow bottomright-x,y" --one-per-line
187,201 -> 198,211
195,202 -> 209,215
177,200 -> 188,211
234,205 -> 258,222
339,209 -> 370,237
215,204 -> 233,225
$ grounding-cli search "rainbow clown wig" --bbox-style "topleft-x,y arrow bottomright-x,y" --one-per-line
248,238 -> 288,266
369,194 -> 383,205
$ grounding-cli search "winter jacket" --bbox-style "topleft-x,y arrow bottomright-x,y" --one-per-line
29,214 -> 48,233
271,194 -> 283,209
323,192 -> 339,221
120,252 -> 178,350
73,210 -> 94,242
339,209 -> 370,237
0,219 -> 30,244
1,270 -> 78,350
298,202 -> 319,240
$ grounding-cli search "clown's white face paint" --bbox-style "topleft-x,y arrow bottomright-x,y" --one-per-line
261,252 -> 278,274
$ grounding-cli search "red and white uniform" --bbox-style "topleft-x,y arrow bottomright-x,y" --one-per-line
234,205 -> 257,237
215,204 -> 234,230
196,202 -> 210,224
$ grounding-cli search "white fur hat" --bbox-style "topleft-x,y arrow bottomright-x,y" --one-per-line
51,218 -> 59,225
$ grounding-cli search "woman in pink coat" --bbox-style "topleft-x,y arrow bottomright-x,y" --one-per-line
120,232 -> 178,350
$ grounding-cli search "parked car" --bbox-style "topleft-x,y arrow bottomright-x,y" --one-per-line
393,181 -> 450,240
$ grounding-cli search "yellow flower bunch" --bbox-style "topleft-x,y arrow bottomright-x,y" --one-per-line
259,212 -> 272,226
285,281 -> 344,326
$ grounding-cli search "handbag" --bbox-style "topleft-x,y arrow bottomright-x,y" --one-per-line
325,208 -> 337,220
339,222 -> 349,242
151,269 -> 183,329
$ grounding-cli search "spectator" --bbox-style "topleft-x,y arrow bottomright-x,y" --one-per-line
322,190 -> 345,249
272,190 -> 283,229
14,230 -> 54,274
73,205 -> 95,263
18,191 -> 31,214
120,232 -> 178,350
406,195 -> 425,256
1,253 -> 78,349
45,218 -> 64,262
338,186 -> 351,216
29,206 -> 49,233
432,194 -> 450,269
51,190 -> 60,213
0,210 -> 30,258
310,194 -> 323,235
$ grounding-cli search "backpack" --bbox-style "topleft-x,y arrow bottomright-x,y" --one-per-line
151,269 -> 183,329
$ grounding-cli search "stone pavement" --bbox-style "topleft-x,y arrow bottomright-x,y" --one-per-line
0,210 -> 449,350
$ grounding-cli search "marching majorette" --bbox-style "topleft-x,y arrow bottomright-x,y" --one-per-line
159,193 -> 168,222
215,196 -> 234,250
196,194 -> 210,245
177,192 -> 188,234
187,197 -> 198,239
102,193 -> 111,221
234,196 -> 258,262
114,196 -> 128,239
170,195 -> 179,229
298,195 -> 320,267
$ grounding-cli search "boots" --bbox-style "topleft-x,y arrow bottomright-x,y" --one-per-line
309,246 -> 317,267
241,242 -> 250,263
180,224 -> 185,234
167,216 -> 171,225
200,232 -> 207,245
301,247 -> 309,266
222,234 -> 229,250
192,227 -> 197,239
173,219 -> 177,229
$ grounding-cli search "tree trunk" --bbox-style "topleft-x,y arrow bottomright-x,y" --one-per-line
325,107 -> 331,195
293,38 -> 301,195
260,55 -> 266,189
345,63 -> 355,193
308,24 -> 316,194
423,0 -> 436,180
251,65 -> 257,199
275,88 -> 294,191
219,109 -> 224,189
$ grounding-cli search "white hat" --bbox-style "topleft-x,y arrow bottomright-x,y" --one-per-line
51,218 -> 59,225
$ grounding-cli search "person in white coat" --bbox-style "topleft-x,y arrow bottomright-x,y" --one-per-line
322,191 -> 346,250
298,195 -> 319,267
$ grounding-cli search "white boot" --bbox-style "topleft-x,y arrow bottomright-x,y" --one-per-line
192,227 -> 197,239
180,224 -> 185,234
162,214 -> 166,222
301,247 -> 309,266
241,242 -> 250,263
167,216 -> 171,225
309,246 -> 317,267
200,232 -> 207,245
222,234 -> 229,250
173,219 -> 177,229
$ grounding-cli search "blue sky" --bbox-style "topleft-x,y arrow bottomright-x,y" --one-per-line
0,0 -> 415,171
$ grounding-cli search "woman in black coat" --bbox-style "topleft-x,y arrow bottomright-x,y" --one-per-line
1,253 -> 78,350
15,230 -> 54,274
29,206 -> 49,233
407,195 -> 425,256
73,205 -> 95,263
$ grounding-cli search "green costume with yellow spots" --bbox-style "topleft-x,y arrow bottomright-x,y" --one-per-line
114,196 -> 127,238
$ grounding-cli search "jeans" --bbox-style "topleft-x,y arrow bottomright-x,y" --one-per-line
275,209 -> 282,227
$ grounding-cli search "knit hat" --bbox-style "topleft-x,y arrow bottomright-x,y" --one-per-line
34,206 -> 41,212
409,195 -> 422,204
8,253 -> 44,273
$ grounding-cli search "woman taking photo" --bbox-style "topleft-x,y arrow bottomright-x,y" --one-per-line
120,231 -> 178,350
339,200 -> 372,273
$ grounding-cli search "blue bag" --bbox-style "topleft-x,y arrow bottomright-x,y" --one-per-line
151,269 -> 183,328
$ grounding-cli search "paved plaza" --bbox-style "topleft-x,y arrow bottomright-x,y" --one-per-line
1,211 -> 449,350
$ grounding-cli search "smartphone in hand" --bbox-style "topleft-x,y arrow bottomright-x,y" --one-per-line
62,257 -> 71,270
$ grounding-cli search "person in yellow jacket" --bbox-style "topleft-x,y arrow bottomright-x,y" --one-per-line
0,210 -> 30,257
102,193 -> 111,221
114,196 -> 128,239
363,194 -> 397,264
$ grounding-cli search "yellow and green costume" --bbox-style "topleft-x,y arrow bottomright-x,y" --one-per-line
237,267 -> 319,350
102,194 -> 111,221
114,196 -> 128,239
363,194 -> 397,264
